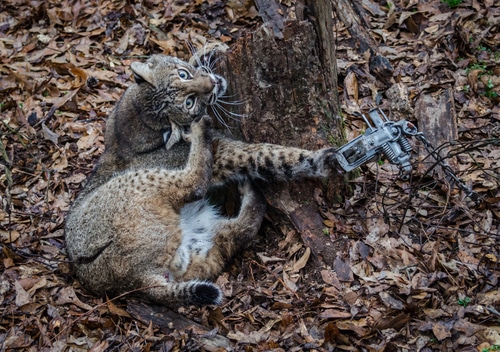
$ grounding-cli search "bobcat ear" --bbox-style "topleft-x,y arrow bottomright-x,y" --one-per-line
165,123 -> 182,150
130,61 -> 154,85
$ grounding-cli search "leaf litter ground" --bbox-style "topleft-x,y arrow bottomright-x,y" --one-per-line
0,0 -> 499,351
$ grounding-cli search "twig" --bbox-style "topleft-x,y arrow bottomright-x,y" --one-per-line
47,284 -> 166,347
248,259 -> 302,300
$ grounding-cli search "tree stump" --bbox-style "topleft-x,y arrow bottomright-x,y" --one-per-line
414,86 -> 459,181
219,0 -> 346,265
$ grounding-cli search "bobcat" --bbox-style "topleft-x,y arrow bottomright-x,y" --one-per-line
65,53 -> 342,306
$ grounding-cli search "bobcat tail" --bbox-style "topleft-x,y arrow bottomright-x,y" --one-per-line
145,280 -> 223,306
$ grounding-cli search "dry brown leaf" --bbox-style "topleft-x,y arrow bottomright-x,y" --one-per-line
379,291 -> 404,310
477,290 -> 500,305
480,326 -> 500,345
77,128 -> 101,151
344,70 -> 359,104
321,270 -> 342,288
55,287 -> 93,310
290,247 -> 310,273
44,88 -> 80,119
14,281 -> 31,307
323,219 -> 334,227
68,66 -> 88,88
333,257 -> 354,282
106,298 -> 131,318
453,320 -> 483,337
51,150 -> 69,172
323,321 -> 340,343
227,330 -> 270,344
336,319 -> 371,337
319,309 -> 352,319
3,258 -> 15,268
422,308 -> 448,319
282,271 -> 298,292
376,313 -> 410,331
27,277 -> 47,295
41,123 -> 59,145
432,322 -> 451,341
64,173 -> 87,185
89,341 -> 110,352
1,230 -> 20,244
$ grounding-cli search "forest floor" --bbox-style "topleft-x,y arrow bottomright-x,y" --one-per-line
1,0 -> 499,351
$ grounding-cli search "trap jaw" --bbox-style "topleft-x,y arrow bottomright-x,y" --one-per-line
336,108 -> 418,178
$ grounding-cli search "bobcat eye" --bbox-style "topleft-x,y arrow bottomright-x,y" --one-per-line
185,96 -> 196,110
178,69 -> 192,80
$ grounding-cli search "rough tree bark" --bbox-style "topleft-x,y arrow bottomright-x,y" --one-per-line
219,0 -> 346,265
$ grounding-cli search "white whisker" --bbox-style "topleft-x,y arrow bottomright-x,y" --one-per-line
206,48 -> 215,65
208,56 -> 221,71
183,42 -> 243,135
186,41 -> 200,61
219,92 -> 243,100
214,103 -> 248,119
218,99 -> 248,106
210,106 -> 233,131
187,41 -> 196,55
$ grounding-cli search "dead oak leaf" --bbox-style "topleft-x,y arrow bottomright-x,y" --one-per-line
453,320 -> 483,337
379,291 -> 404,310
14,280 -> 31,307
44,88 -> 80,120
319,309 -> 352,319
42,123 -> 59,145
55,286 -> 93,311
336,319 -> 371,337
64,173 -> 87,185
227,330 -> 270,344
76,127 -> 101,151
432,322 -> 452,341
106,297 -> 131,318
333,257 -> 353,282
422,308 -> 448,319
480,326 -> 500,345
477,290 -> 500,306
290,247 -> 310,273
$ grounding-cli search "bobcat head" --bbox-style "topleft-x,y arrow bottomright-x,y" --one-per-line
130,55 -> 227,149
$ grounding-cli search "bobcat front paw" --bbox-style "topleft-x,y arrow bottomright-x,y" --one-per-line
191,115 -> 213,139
181,126 -> 193,143
193,114 -> 212,127
324,149 -> 345,174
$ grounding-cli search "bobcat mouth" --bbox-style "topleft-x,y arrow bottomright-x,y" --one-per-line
208,75 -> 227,105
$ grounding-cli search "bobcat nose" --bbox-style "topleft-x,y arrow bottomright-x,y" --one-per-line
193,71 -> 216,94
190,71 -> 226,104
